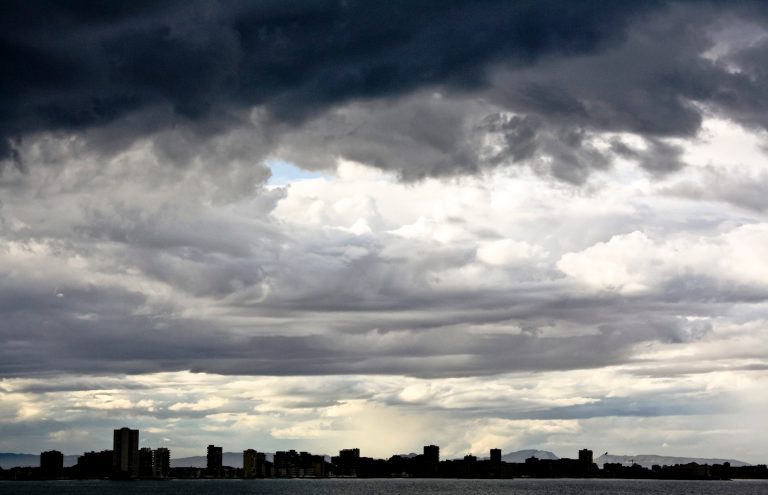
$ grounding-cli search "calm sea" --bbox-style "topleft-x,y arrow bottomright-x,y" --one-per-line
1,478 -> 768,495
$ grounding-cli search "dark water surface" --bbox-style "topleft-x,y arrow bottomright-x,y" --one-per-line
2,479 -> 768,495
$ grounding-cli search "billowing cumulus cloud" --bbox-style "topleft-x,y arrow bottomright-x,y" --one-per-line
2,0 -> 768,463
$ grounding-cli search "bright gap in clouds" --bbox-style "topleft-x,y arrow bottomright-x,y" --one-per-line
266,159 -> 330,186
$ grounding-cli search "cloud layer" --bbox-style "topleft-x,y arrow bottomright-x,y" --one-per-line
2,1 -> 768,461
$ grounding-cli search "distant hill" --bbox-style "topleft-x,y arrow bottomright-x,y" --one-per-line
395,452 -> 419,459
0,453 -> 79,469
595,453 -> 751,469
501,449 -> 559,463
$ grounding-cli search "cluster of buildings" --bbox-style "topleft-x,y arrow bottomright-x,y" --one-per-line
319,446 -> 596,479
11,428 -> 171,481
2,426 -> 767,481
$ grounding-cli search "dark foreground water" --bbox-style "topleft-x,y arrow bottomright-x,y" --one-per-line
2,479 -> 768,495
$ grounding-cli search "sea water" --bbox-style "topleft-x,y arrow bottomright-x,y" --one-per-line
2,478 -> 768,495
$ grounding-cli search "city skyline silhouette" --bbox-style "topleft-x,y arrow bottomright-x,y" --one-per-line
3,426 -> 767,481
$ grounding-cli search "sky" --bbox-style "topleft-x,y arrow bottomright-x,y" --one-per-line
1,0 -> 768,463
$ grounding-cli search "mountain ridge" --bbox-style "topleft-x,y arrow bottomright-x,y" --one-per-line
501,449 -> 559,463
595,453 -> 751,469
0,453 -> 79,469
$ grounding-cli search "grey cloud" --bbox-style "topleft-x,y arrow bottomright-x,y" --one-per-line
473,2 -> 768,177
627,361 -> 768,378
273,2 -> 768,182
0,1 -> 651,159
6,2 -> 768,182
1,150 -> 765,380
275,95 -> 488,180
0,268 -> 754,378
77,203 -> 272,256
13,378 -> 150,394
659,275 -> 768,305
487,19 -> 705,138
0,121 -> 276,212
0,418 -> 133,455
480,113 -> 612,183
482,114 -> 540,164
660,167 -> 768,212
611,138 -> 686,175
508,394 -> 734,420
708,35 -> 768,129
73,202 -> 283,299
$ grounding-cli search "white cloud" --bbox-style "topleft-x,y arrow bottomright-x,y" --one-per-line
476,239 -> 542,266
557,231 -> 659,294
168,397 -> 229,412
558,225 -> 768,293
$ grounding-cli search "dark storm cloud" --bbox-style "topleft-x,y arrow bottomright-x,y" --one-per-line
7,1 -> 768,180
0,0 -> 649,154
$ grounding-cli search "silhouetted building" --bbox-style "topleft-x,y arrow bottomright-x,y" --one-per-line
423,445 -> 439,476
423,445 -> 439,463
333,448 -> 361,476
138,448 -> 153,478
271,450 -> 328,477
340,448 -> 360,459
40,450 -> 63,479
254,451 -> 272,477
308,453 -> 328,477
579,448 -> 593,476
153,448 -> 170,478
463,454 -> 478,477
245,451 -> 272,478
243,449 -> 257,478
207,445 -> 223,476
112,427 -> 139,478
274,450 -> 300,477
489,448 -> 502,477
729,464 -> 768,479
77,450 -> 113,478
